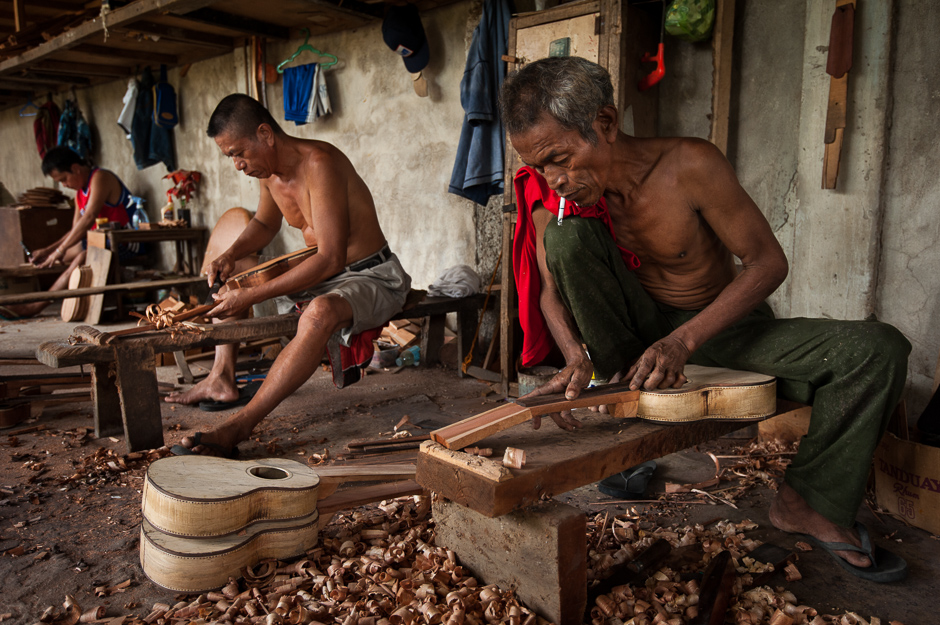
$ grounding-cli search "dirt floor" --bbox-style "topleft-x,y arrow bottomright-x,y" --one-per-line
0,312 -> 937,625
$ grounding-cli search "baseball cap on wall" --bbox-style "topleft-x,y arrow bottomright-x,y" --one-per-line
382,4 -> 430,73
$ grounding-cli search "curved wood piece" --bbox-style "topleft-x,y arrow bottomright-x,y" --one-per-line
140,511 -> 320,593
227,245 -> 318,290
636,364 -> 776,423
142,456 -> 321,538
61,265 -> 92,322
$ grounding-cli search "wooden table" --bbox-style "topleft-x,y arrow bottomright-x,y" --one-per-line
101,227 -> 207,282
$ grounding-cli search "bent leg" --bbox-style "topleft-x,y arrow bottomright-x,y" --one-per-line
179,294 -> 354,452
691,313 -> 910,566
543,216 -> 669,379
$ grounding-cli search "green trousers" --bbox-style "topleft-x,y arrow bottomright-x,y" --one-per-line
544,216 -> 910,527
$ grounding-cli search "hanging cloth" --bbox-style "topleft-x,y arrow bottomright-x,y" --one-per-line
34,101 -> 61,159
130,67 -> 176,171
57,99 -> 93,160
283,63 -> 318,125
153,64 -> 179,129
305,64 -> 332,122
117,78 -> 138,138
448,0 -> 513,205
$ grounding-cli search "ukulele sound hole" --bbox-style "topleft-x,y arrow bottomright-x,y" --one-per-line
248,466 -> 290,480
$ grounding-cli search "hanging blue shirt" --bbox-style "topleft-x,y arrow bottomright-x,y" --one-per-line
283,63 -> 318,125
448,0 -> 513,205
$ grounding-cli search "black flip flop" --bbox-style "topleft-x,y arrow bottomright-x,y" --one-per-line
598,460 -> 657,499
169,432 -> 240,459
197,380 -> 263,412
798,522 -> 907,583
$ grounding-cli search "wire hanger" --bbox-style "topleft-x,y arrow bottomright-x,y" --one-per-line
19,96 -> 39,117
277,28 -> 338,74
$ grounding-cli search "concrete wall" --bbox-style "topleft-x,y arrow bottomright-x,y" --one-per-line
0,1 -> 482,291
2,0 -> 939,414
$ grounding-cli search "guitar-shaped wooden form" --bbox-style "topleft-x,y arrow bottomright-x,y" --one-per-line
225,245 -> 318,290
140,456 -> 418,592
431,365 -> 776,450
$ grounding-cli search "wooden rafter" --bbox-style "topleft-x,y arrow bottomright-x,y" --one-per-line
172,8 -> 290,39
121,20 -> 234,49
75,43 -> 178,65
0,0 -> 218,73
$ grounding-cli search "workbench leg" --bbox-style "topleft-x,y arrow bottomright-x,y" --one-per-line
113,343 -> 165,452
91,362 -> 123,439
456,305 -> 478,378
433,499 -> 586,625
173,350 -> 195,384
420,314 -> 446,367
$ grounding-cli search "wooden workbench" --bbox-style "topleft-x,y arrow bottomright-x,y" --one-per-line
418,400 -> 808,624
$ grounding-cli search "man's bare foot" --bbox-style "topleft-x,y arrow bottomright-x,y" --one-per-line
165,376 -> 239,405
769,482 -> 870,568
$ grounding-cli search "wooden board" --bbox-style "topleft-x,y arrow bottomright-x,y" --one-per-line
82,244 -> 111,325
635,364 -> 776,423
417,398 -> 801,518
61,265 -> 92,322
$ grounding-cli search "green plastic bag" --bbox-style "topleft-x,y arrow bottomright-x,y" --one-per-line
665,0 -> 716,43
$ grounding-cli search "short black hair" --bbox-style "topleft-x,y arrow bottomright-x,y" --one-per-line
207,94 -> 283,139
41,146 -> 85,176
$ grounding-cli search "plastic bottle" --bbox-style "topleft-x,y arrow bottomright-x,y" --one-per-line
130,196 -> 149,229
395,346 -> 421,367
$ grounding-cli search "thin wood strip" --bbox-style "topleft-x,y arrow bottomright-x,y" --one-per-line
0,276 -> 204,305
316,480 -> 423,519
346,434 -> 431,449
515,382 -> 640,414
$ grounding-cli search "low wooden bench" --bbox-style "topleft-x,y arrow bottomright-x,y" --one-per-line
35,292 -> 487,452
416,399 -> 811,624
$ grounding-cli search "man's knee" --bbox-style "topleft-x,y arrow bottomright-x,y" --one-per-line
543,217 -> 606,268
836,321 -> 911,375
298,295 -> 351,336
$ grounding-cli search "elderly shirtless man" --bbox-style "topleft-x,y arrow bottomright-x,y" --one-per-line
500,57 -> 909,582
169,94 -> 410,455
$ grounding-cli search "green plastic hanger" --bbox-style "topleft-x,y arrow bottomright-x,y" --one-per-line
277,28 -> 338,74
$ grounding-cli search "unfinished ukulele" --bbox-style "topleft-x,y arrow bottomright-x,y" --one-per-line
635,364 -> 776,424
430,365 -> 775,450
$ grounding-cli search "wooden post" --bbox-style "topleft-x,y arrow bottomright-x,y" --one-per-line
420,314 -> 446,368
91,362 -> 124,439
456,301 -> 477,379
13,0 -> 26,32
113,342 -> 165,452
709,0 -> 736,155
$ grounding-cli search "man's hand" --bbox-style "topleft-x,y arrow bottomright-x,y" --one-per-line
625,335 -> 691,390
35,246 -> 62,268
518,358 -> 593,431
205,253 -> 237,288
208,287 -> 256,319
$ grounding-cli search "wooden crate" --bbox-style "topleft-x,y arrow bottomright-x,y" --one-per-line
0,206 -> 73,268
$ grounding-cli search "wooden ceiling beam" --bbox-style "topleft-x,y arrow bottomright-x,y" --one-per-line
0,0 -> 80,14
123,20 -> 234,49
0,86 -> 33,96
303,0 -> 384,21
33,60 -> 134,77
1,73 -> 91,85
0,0 -> 218,73
75,44 -> 179,65
170,8 -> 290,39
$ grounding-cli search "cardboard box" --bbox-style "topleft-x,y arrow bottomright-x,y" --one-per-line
0,206 -> 72,267
873,432 -> 940,536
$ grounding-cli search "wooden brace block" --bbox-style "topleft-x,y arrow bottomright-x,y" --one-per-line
419,441 -> 513,483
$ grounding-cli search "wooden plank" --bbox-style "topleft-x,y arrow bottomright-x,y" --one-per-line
173,8 -> 290,39
709,0 -> 736,155
12,0 -> 25,32
36,314 -> 302,368
122,21 -> 233,49
419,441 -> 513,483
75,44 -> 179,65
314,464 -> 417,498
316,480 -> 423,522
114,342 -> 164,452
0,276 -> 203,305
431,403 -> 533,449
0,0 -> 218,73
416,406 -> 791,517
512,0 -> 601,30
83,244 -> 111,325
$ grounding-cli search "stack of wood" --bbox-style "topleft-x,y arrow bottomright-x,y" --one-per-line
15,187 -> 69,209
381,318 -> 422,349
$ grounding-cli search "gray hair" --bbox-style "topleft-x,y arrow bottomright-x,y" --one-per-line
499,56 -> 614,144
